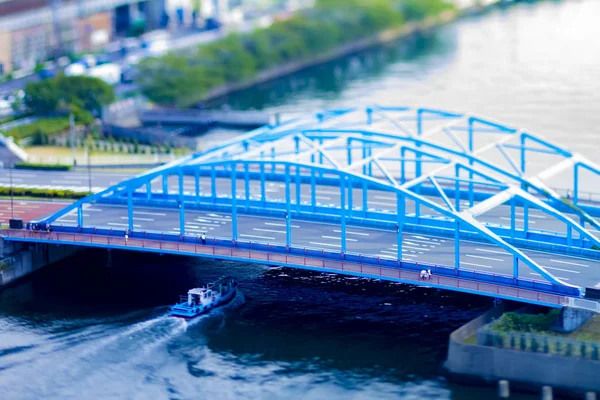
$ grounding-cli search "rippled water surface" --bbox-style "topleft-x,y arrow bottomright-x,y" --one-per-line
2,1 -> 600,399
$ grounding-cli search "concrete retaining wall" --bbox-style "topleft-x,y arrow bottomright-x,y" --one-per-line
0,237 -> 81,287
446,306 -> 600,396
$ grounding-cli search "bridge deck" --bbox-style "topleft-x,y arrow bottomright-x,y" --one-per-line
48,204 -> 600,289
1,228 -> 576,309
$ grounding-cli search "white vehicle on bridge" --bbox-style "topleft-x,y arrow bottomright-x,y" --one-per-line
64,62 -> 87,77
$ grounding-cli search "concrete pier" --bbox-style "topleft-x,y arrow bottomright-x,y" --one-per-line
0,237 -> 81,287
557,306 -> 596,333
446,306 -> 600,397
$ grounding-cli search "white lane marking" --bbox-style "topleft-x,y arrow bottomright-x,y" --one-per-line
380,250 -> 416,258
51,180 -> 83,184
253,228 -> 285,234
515,211 -> 547,219
380,250 -> 399,255
57,219 -> 76,223
461,262 -> 494,269
531,273 -> 569,281
265,222 -> 300,228
393,244 -> 429,251
523,249 -> 600,262
121,216 -> 154,222
540,265 -> 580,274
321,235 -> 357,242
107,222 -> 141,228
333,229 -> 369,236
309,242 -> 341,248
500,217 -> 536,224
549,259 -> 589,268
195,219 -> 224,226
172,227 -> 213,233
300,195 -> 332,201
240,234 -> 275,240
368,201 -> 395,207
406,237 -> 442,245
195,215 -> 231,221
316,189 -> 339,195
475,248 -> 510,255
86,208 -> 103,212
404,240 -> 434,248
134,211 -> 166,216
373,195 -> 395,201
466,254 -> 504,262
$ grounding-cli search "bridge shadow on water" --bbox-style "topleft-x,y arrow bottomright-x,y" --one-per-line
0,249 -> 540,399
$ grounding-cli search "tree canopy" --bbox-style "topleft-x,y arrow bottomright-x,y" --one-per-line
24,75 -> 116,118
137,0 -> 453,107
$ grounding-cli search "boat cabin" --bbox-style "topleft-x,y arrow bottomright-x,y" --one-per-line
187,288 -> 215,307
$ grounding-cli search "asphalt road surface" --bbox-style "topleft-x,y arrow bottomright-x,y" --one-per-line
48,203 -> 600,289
0,169 -> 590,238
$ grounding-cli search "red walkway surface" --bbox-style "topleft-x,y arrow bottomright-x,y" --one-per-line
0,200 -> 67,225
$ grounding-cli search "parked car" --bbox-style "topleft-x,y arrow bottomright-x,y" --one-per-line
87,63 -> 122,85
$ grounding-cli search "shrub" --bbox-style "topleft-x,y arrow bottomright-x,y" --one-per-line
0,186 -> 86,199
491,310 -> 561,333
14,163 -> 72,171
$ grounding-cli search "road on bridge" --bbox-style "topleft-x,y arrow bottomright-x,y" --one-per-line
50,202 -> 600,289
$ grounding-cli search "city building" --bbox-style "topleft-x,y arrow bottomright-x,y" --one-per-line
0,0 -> 166,75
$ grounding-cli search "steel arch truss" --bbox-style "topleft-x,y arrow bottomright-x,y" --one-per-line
39,106 -> 600,291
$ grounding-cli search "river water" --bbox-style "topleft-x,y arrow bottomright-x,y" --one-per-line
1,1 -> 598,399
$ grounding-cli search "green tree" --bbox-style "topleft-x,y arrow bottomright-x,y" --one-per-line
24,79 -> 61,115
56,75 -> 115,116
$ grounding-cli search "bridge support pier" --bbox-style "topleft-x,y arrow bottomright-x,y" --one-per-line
0,237 -> 81,287
555,307 -> 595,333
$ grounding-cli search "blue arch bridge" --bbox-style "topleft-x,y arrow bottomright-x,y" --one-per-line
4,106 -> 600,311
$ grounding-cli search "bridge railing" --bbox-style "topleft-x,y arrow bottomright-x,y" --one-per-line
1,228 -> 579,306
14,225 -> 582,298
23,223 -> 571,295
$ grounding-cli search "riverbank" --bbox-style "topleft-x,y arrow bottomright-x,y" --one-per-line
137,0 -> 458,108
199,10 -> 458,104
446,305 -> 600,398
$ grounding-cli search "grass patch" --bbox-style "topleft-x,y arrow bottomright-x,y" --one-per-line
463,333 -> 478,345
568,315 -> 600,343
489,310 -> 561,333
4,117 -> 70,142
482,312 -> 600,359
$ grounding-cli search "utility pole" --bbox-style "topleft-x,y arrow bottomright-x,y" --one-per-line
70,113 -> 76,166
9,156 -> 14,219
87,144 -> 92,194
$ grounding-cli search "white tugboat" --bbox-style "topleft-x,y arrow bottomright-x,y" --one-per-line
170,276 -> 238,319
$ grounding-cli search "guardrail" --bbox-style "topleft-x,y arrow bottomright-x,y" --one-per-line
564,297 -> 600,313
478,328 -> 600,360
1,228 -> 578,307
